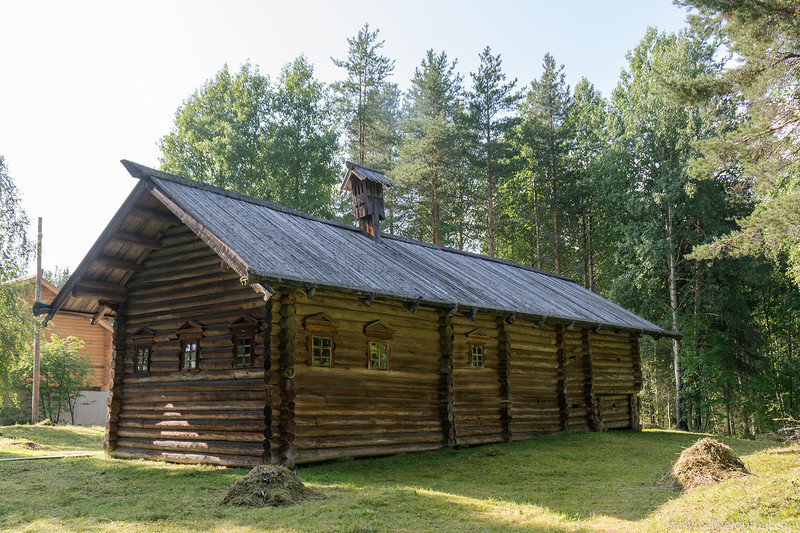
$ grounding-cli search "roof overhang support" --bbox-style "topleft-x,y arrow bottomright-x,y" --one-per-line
91,305 -> 110,326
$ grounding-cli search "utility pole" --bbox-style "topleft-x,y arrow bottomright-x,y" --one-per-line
32,217 -> 42,424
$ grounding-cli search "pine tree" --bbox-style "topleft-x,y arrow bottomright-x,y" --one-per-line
394,50 -> 464,245
518,54 -> 572,274
467,46 -> 521,257
677,1 -> 800,287
332,24 -> 398,168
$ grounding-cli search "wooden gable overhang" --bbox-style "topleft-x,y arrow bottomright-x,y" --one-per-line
44,163 -> 273,326
48,160 -> 680,341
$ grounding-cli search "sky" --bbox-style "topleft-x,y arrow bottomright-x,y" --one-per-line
0,0 -> 691,276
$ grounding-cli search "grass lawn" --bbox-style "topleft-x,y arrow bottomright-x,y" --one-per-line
0,424 -> 797,532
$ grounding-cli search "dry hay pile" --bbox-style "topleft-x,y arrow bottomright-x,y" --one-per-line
218,465 -> 322,507
662,437 -> 750,490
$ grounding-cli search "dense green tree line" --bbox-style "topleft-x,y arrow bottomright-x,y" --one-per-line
158,15 -> 799,437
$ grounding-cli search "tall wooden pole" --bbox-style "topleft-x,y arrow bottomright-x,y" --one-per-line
32,217 -> 42,424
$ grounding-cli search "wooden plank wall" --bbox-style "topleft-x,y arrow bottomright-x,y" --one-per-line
451,314 -> 503,446
291,291 -> 443,464
46,313 -> 112,390
110,226 -> 269,466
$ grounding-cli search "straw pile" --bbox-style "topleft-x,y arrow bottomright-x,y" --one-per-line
662,437 -> 749,490
218,465 -> 322,507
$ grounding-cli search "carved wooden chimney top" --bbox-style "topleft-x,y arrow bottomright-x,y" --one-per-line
341,161 -> 394,242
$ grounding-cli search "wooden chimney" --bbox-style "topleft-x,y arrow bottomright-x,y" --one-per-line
341,161 -> 393,242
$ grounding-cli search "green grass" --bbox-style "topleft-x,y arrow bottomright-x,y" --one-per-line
0,425 -> 797,532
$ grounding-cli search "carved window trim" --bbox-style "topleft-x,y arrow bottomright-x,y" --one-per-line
177,321 -> 203,371
229,315 -> 259,369
364,320 -> 394,371
132,327 -> 154,374
466,329 -> 489,369
304,313 -> 337,367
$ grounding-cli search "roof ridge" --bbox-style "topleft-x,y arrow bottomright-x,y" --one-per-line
121,160 -> 577,285
121,160 -> 363,234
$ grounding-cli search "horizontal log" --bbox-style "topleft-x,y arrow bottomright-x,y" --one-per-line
295,422 -> 441,438
294,442 -> 442,464
119,418 -> 265,432
120,409 -> 263,421
295,431 -> 441,451
123,368 -> 265,384
117,427 -> 264,443
112,231 -> 162,250
124,379 -> 264,393
112,446 -> 261,467
123,388 -> 266,403
93,256 -> 146,273
456,434 -> 504,446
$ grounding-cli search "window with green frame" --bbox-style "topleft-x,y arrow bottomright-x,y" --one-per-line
369,341 -> 389,370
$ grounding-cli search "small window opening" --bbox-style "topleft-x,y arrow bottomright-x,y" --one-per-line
135,346 -> 151,373
181,340 -> 198,370
470,344 -> 484,368
369,341 -> 389,370
311,335 -> 332,366
235,336 -> 253,368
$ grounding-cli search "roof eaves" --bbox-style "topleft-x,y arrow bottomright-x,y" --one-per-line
122,160 -> 364,236
44,180 -> 150,324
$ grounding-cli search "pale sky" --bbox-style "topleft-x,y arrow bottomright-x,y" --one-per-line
0,0 -> 690,276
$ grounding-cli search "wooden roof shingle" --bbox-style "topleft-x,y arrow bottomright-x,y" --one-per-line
47,160 -> 680,339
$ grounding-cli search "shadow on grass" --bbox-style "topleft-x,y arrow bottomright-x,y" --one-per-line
0,429 -> 776,532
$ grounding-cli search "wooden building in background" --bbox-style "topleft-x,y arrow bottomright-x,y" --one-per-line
44,160 -> 680,467
24,277 -> 112,391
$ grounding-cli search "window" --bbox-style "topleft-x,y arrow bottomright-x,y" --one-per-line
470,344 -> 484,368
136,346 -> 151,373
131,327 -> 154,374
369,341 -> 389,370
177,321 -> 203,371
466,329 -> 489,369
304,313 -> 337,367
229,315 -> 260,369
311,335 -> 332,366
181,340 -> 199,370
235,336 -> 253,368
364,320 -> 394,371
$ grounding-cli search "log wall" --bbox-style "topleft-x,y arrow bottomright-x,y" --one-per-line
506,320 -> 561,439
102,226 -> 645,467
589,331 -> 638,430
110,226 -> 269,466
291,291 -> 443,463
451,314 -> 503,445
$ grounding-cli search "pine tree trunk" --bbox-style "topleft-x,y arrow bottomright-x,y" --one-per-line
486,120 -> 494,257
550,153 -> 561,274
667,203 -> 682,430
533,171 -> 542,269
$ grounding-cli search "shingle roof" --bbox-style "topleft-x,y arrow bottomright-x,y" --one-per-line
341,161 -> 394,189
118,161 -> 677,339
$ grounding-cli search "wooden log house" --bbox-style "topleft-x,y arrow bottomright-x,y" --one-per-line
42,160 -> 680,467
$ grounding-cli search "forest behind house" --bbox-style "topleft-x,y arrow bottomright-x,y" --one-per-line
3,1 -> 798,438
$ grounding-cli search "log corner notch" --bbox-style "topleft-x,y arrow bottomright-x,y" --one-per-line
555,324 -> 568,432
496,316 -> 512,442
630,332 -> 643,431
438,311 -> 455,447
582,328 -> 599,431
276,290 -> 297,467
104,304 -> 127,454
